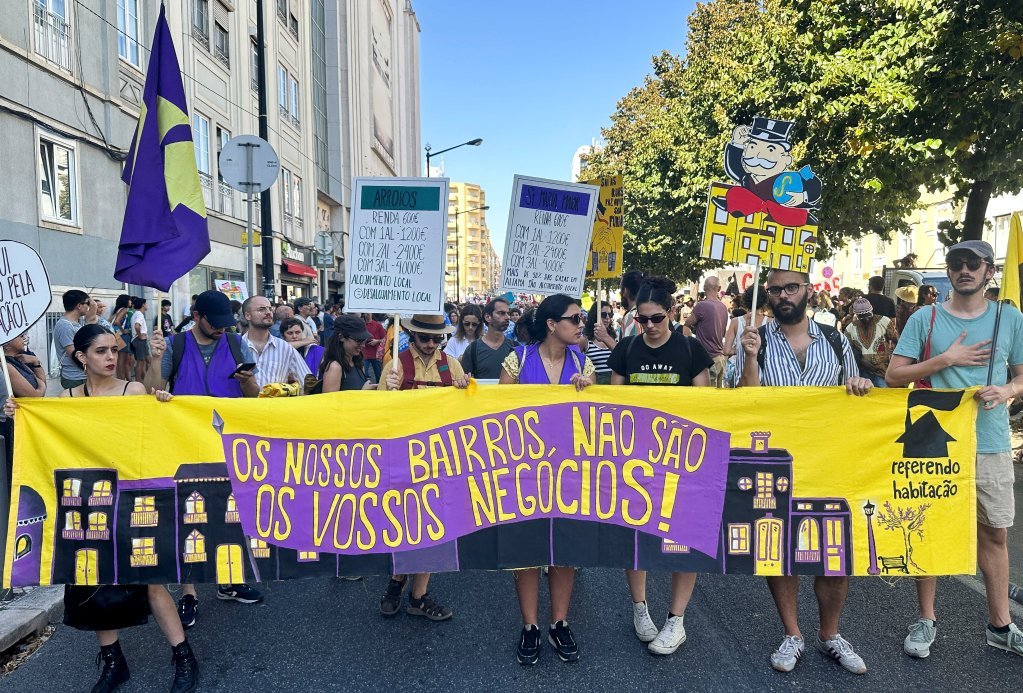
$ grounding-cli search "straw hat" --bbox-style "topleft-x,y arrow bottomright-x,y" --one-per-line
894,285 -> 918,304
399,314 -> 454,335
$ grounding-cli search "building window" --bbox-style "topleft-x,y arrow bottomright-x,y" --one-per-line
193,113 -> 212,208
216,127 -> 234,216
728,524 -> 750,554
64,511 -> 81,530
795,518 -> 821,562
15,535 -> 31,559
214,22 -> 230,67
277,0 -> 288,21
298,551 -> 318,561
277,64 -> 288,116
184,491 -> 208,524
130,495 -> 159,527
225,493 -> 240,523
116,0 -> 141,67
824,502 -> 842,511
281,167 -> 293,235
289,13 -> 299,41
250,39 -> 259,91
86,512 -> 110,540
250,536 -> 271,558
754,472 -> 776,510
183,530 -> 207,563
89,480 -> 113,506
33,0 -> 72,71
737,476 -> 752,491
38,135 -> 78,225
288,75 -> 300,126
776,476 -> 789,492
130,536 -> 158,567
292,174 -> 303,226
994,214 -> 1010,259
61,477 -> 82,505
192,0 -> 210,48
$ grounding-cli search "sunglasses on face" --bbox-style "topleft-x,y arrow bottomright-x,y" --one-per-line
600,312 -> 612,319
635,313 -> 668,325
414,333 -> 445,344
947,257 -> 987,272
765,283 -> 809,297
553,313 -> 584,325
462,321 -> 480,328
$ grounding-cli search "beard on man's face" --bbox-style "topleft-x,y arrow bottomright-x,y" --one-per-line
772,291 -> 810,325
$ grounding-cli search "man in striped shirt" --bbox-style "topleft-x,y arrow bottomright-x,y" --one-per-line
738,269 -> 872,676
242,295 -> 311,389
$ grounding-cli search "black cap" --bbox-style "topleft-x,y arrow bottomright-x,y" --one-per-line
194,290 -> 236,328
294,296 -> 313,308
335,314 -> 372,341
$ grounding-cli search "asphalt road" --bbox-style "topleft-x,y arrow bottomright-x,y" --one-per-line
3,569 -> 1022,692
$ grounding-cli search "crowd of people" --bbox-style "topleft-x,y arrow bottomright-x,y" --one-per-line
2,239 -> 1021,690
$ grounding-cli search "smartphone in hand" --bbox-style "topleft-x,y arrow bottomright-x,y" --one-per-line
229,362 -> 257,378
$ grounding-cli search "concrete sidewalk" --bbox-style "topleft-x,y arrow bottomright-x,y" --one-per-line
0,587 -> 62,654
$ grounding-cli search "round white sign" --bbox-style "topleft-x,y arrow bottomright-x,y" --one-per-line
218,135 -> 280,193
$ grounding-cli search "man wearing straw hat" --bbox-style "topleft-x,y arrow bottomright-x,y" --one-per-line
887,239 -> 1023,658
377,314 -> 470,621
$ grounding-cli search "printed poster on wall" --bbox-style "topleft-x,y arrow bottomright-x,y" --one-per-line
500,175 -> 599,296
344,177 -> 448,315
585,175 -> 624,279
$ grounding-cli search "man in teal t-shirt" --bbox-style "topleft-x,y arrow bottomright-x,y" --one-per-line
888,239 -> 1023,659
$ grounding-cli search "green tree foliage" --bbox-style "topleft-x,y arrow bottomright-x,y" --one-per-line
584,0 -> 1023,280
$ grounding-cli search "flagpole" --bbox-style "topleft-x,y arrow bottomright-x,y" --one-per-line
987,300 -> 1003,387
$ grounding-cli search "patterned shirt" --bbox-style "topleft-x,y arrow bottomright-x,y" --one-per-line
242,333 -> 311,388
756,319 -> 859,386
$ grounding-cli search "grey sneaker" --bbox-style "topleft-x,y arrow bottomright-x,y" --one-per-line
633,601 -> 659,643
648,615 -> 687,655
904,618 -> 936,658
816,631 -> 867,674
986,623 -> 1023,656
770,635 -> 805,672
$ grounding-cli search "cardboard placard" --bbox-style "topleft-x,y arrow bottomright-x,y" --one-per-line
0,241 -> 51,343
500,176 -> 599,296
345,177 -> 449,315
214,279 -> 248,302
585,175 -> 624,279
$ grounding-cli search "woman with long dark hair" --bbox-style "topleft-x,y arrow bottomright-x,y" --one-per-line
3,324 -> 197,692
499,294 -> 594,666
320,314 -> 376,392
281,317 -> 325,376
607,277 -> 712,656
444,304 -> 483,359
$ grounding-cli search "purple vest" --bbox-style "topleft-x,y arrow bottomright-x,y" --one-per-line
170,332 -> 244,398
303,344 -> 325,376
515,343 -> 586,384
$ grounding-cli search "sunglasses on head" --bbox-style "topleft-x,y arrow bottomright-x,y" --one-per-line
553,313 -> 584,325
947,257 -> 987,272
635,313 -> 667,325
414,333 -> 445,343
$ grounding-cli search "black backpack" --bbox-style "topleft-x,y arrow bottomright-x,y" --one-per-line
167,332 -> 245,392
756,323 -> 845,382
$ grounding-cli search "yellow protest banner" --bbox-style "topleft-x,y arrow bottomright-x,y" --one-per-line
5,386 -> 976,587
584,175 -> 624,279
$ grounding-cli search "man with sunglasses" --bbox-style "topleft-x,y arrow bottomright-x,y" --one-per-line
738,269 -> 871,675
684,276 -> 728,387
887,240 -> 1023,659
377,314 -> 470,622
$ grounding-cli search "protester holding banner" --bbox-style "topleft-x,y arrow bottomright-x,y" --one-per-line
377,314 -> 470,622
499,294 -> 595,665
3,324 -> 198,693
444,304 -> 484,359
280,317 -> 325,377
887,240 -> 1023,659
739,269 -> 870,675
584,301 -> 617,385
606,277 -> 711,655
320,315 -> 376,392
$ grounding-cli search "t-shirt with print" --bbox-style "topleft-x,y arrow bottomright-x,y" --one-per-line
894,301 -> 1023,453
607,332 -> 713,386
53,317 -> 84,380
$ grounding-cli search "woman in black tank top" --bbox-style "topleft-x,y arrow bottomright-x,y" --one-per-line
3,325 -> 196,691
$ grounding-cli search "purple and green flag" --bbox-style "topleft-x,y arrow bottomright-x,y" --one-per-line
116,4 -> 209,291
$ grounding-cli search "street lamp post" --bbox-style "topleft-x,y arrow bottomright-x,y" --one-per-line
863,500 -> 880,576
425,138 -> 483,177
452,204 -> 489,302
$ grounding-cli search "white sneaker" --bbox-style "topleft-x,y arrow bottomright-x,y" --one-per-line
904,618 -> 936,658
632,601 -> 658,643
648,615 -> 687,655
816,631 -> 867,674
770,635 -> 805,672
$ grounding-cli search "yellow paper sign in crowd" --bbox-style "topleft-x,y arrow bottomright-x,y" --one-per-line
4,385 -> 976,587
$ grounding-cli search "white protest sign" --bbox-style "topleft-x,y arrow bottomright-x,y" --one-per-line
0,241 -> 51,343
500,175 -> 599,296
344,177 -> 448,315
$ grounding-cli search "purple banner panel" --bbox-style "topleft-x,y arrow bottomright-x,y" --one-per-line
519,185 -> 591,216
218,403 -> 731,556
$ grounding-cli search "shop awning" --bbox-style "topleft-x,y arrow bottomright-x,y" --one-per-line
282,259 -> 318,278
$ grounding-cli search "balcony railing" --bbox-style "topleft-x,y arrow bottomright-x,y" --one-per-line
192,25 -> 210,50
294,217 -> 304,238
199,171 -> 214,210
218,181 -> 235,216
215,46 -> 230,69
289,16 -> 299,41
277,0 -> 288,22
34,6 -> 72,71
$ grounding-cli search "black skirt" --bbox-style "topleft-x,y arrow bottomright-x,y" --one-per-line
63,585 -> 150,632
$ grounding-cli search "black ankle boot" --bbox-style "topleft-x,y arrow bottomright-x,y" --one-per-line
170,639 -> 199,693
91,641 -> 130,693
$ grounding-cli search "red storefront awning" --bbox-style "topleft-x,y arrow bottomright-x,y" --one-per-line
282,259 -> 318,278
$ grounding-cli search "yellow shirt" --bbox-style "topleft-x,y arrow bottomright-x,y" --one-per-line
378,346 -> 465,391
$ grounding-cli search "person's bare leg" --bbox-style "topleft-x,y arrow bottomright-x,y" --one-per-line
626,569 -> 646,603
814,576 -> 848,639
410,572 -> 431,599
669,572 -> 697,616
915,577 -> 938,621
548,566 -> 575,623
96,630 -> 118,647
767,576 -> 801,637
181,583 -> 196,598
515,568 -> 540,625
977,522 -> 1012,627
149,585 -> 185,647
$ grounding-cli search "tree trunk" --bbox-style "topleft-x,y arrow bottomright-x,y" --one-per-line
961,180 -> 993,241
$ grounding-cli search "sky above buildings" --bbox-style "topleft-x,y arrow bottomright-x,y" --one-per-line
418,0 -> 696,254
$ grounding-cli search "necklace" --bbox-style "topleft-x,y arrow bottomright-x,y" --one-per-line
539,346 -> 565,383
